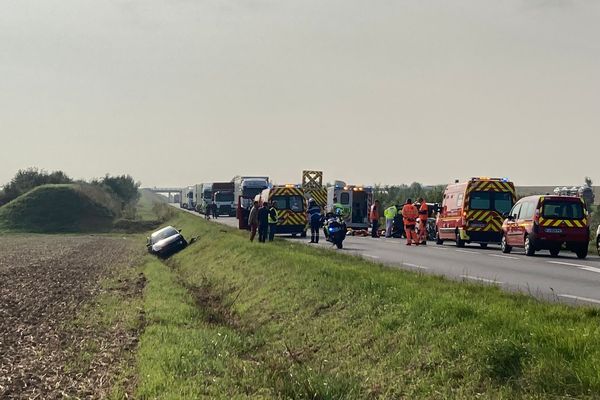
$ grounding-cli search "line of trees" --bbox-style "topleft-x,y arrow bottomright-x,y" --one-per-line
373,182 -> 445,209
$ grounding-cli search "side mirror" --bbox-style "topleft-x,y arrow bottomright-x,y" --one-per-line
501,212 -> 509,219
178,229 -> 183,233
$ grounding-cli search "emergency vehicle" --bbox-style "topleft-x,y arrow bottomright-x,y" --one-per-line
327,181 -> 373,230
256,185 -> 308,237
232,176 -> 270,229
436,177 -> 516,247
301,170 -> 328,208
501,195 -> 590,259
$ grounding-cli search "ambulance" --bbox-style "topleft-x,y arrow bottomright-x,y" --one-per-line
327,181 -> 373,230
256,185 -> 308,237
435,177 -> 516,247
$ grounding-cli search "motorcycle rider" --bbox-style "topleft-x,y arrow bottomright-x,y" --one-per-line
417,197 -> 428,245
402,198 -> 419,246
307,199 -> 322,243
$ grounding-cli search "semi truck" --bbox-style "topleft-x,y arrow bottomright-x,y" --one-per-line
232,176 -> 270,229
196,182 -> 235,216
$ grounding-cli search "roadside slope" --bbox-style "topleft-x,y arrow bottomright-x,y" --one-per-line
136,208 -> 600,399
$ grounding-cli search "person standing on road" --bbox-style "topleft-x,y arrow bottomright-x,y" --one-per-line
384,204 -> 398,238
402,198 -> 419,246
268,201 -> 279,242
248,201 -> 259,242
370,200 -> 381,238
257,202 -> 269,243
307,199 -> 322,243
417,197 -> 429,245
212,201 -> 218,219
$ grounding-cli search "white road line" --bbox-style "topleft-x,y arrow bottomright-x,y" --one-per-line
548,261 -> 589,268
558,294 -> 600,305
404,263 -> 428,270
460,275 -> 503,284
430,246 -> 448,250
362,254 -> 380,259
489,254 -> 519,260
579,266 -> 600,274
455,250 -> 480,255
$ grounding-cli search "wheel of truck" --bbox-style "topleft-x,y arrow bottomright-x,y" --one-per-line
576,246 -> 588,260
435,230 -> 444,245
292,233 -> 297,238
501,235 -> 512,254
455,231 -> 465,248
524,235 -> 536,256
336,241 -> 343,249
300,231 -> 307,238
480,243 -> 488,249
549,247 -> 560,257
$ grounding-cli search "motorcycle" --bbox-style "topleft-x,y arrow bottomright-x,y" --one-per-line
322,211 -> 347,249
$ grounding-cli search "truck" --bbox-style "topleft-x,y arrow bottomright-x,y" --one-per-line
210,182 -> 235,216
232,176 -> 270,229
326,181 -> 373,230
180,186 -> 196,210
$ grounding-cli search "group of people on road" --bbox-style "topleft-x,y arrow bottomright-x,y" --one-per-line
247,200 -> 279,243
371,198 -> 429,246
203,202 -> 219,220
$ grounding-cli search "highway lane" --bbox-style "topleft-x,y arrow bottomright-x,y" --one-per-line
172,206 -> 600,306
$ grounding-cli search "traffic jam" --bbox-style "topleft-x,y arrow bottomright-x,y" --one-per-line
177,172 -> 598,259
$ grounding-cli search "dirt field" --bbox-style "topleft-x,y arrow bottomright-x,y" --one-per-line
0,235 -> 140,399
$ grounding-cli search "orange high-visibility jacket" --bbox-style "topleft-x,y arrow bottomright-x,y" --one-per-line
402,204 -> 418,226
370,204 -> 379,221
419,202 -> 428,222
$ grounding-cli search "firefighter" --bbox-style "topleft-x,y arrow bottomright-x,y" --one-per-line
417,197 -> 429,245
268,201 -> 279,242
307,199 -> 322,243
402,198 -> 419,246
384,204 -> 398,238
370,200 -> 381,238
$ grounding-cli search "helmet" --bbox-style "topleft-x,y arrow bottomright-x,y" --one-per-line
308,198 -> 315,206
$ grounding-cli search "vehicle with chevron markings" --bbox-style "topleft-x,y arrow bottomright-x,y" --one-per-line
256,185 -> 308,237
435,177 -> 516,248
501,195 -> 590,259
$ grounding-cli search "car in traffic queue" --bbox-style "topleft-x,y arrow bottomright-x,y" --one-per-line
501,195 -> 590,259
256,184 -> 308,237
147,226 -> 188,258
435,177 -> 516,248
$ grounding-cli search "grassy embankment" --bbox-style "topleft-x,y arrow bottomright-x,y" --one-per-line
130,202 -> 600,399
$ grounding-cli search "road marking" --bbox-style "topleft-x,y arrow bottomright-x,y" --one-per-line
489,254 -> 519,260
558,294 -> 600,305
460,275 -> 503,284
579,266 -> 600,274
430,246 -> 448,250
548,261 -> 589,268
362,254 -> 380,259
404,263 -> 428,270
455,250 -> 480,255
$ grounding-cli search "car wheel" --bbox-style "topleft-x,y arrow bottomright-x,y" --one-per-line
455,231 -> 465,248
336,241 -> 343,249
524,235 -> 535,257
576,246 -> 588,260
480,243 -> 488,249
549,247 -> 560,257
501,235 -> 512,254
435,230 -> 444,245
300,231 -> 307,238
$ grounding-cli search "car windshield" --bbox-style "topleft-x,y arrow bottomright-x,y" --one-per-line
272,195 -> 305,212
543,201 -> 584,219
215,192 -> 234,202
151,227 -> 179,243
469,191 -> 513,214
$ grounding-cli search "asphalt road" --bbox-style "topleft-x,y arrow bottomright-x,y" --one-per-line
174,206 -> 600,307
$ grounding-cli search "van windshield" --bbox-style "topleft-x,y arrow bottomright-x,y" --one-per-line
542,201 -> 584,219
469,191 -> 513,214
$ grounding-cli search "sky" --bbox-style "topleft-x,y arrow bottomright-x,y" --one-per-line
1,0 -> 599,187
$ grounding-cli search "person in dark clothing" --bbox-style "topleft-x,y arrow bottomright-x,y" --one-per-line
212,202 -> 218,219
257,203 -> 270,243
307,199 -> 322,243
268,201 -> 279,242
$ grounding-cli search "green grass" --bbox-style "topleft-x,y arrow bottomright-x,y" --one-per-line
133,209 -> 600,399
0,183 -> 117,233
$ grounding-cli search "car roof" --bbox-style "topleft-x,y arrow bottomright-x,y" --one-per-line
151,226 -> 178,238
518,195 -> 582,203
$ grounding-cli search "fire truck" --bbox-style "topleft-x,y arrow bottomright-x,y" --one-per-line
256,185 -> 307,237
326,181 -> 373,230
232,176 -> 270,229
436,177 -> 516,247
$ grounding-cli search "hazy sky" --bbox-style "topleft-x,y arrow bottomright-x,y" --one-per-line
1,0 -> 599,187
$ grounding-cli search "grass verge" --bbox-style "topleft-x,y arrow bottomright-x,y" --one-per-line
133,209 -> 600,399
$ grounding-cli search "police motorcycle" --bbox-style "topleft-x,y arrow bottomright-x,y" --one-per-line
322,206 -> 347,249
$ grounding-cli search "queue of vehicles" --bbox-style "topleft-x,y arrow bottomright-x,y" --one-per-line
177,174 -> 596,259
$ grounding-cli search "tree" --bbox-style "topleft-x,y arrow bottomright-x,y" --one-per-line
99,174 -> 140,207
0,168 -> 72,206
